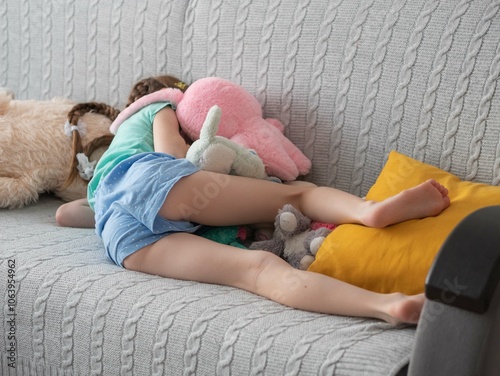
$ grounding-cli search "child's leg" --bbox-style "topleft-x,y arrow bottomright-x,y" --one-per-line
55,198 -> 95,228
161,171 -> 449,228
123,232 -> 424,324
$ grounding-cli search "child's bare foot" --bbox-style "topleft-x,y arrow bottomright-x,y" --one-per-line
380,293 -> 425,325
362,179 -> 450,228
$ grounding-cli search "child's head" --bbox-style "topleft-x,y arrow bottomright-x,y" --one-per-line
126,75 -> 189,107
63,75 -> 189,190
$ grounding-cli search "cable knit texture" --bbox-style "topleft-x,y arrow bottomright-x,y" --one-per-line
2,0 -> 500,374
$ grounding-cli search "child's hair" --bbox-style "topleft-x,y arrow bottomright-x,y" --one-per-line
126,75 -> 189,107
62,102 -> 120,189
63,75 -> 189,190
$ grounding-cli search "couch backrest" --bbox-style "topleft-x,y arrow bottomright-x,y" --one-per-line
2,0 -> 500,194
0,1 -> 188,107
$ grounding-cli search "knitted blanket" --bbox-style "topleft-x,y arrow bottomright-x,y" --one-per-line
0,196 -> 415,375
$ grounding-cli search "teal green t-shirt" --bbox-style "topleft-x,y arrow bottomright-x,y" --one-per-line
87,101 -> 174,210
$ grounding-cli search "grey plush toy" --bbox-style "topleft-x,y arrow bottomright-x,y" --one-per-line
250,204 -> 333,270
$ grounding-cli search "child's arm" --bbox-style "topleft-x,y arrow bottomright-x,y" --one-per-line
153,107 -> 190,158
55,198 -> 95,228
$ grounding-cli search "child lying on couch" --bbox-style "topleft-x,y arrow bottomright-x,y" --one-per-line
57,75 -> 450,325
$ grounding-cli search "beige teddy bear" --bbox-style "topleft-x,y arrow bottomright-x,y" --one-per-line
0,90 -> 116,209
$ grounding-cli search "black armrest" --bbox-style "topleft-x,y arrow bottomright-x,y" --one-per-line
425,206 -> 500,313
409,206 -> 500,376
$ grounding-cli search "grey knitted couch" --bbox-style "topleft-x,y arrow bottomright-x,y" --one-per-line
1,0 -> 499,375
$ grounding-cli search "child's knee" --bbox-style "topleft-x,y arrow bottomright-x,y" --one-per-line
245,250 -> 284,295
55,204 -> 70,226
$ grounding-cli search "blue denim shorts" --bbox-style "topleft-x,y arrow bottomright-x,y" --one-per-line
94,152 -> 200,266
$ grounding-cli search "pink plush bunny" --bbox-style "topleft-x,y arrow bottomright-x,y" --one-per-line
176,77 -> 311,181
111,77 -> 311,181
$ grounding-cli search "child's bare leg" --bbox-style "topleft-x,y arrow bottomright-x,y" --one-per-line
299,179 -> 449,228
358,179 -> 450,228
123,233 -> 424,324
161,171 -> 449,228
56,198 -> 95,228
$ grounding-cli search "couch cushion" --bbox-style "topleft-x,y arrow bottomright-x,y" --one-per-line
309,151 -> 500,294
0,196 -> 416,375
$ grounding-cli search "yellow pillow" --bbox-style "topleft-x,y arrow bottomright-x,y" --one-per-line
308,151 -> 500,295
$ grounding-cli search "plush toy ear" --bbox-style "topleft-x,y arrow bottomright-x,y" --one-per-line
229,121 -> 306,181
199,106 -> 222,141
186,106 -> 229,173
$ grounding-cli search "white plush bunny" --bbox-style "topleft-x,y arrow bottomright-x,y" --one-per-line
186,106 -> 268,180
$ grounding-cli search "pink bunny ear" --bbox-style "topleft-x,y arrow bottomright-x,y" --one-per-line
229,119 -> 310,181
109,88 -> 184,134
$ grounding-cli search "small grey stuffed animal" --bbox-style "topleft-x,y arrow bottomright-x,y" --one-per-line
250,204 -> 332,270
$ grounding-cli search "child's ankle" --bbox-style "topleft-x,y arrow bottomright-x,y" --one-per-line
360,201 -> 390,229
381,293 -> 424,325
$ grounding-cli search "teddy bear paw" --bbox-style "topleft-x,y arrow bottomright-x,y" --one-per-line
309,236 -> 326,256
299,255 -> 315,270
279,212 -> 298,233
304,227 -> 332,256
